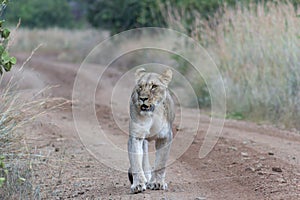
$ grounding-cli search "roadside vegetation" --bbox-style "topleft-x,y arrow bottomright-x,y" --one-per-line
0,48 -> 67,199
7,1 -> 300,130
166,1 -> 300,128
0,1 -> 68,198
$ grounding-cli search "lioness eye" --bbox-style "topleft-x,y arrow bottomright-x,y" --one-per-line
151,85 -> 158,90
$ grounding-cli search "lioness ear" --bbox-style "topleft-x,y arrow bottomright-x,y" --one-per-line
135,68 -> 146,82
160,68 -> 172,86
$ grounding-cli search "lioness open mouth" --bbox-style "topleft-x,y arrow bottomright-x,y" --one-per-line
140,104 -> 155,112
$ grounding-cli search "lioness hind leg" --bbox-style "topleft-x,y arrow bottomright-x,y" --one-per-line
128,167 -> 133,184
147,134 -> 172,190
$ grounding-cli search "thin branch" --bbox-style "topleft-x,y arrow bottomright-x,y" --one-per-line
19,43 -> 43,72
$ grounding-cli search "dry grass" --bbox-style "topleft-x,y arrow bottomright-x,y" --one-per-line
0,62 -> 68,198
166,1 -> 300,129
0,61 -> 67,147
9,28 -> 109,62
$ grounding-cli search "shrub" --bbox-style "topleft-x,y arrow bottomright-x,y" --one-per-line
86,0 -> 165,34
0,1 -> 16,75
86,0 -> 240,34
3,0 -> 75,28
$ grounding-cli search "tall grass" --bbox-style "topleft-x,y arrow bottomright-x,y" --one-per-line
0,67 -> 67,198
167,1 -> 300,129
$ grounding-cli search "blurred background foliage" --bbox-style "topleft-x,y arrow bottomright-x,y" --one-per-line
2,0 -> 299,32
3,0 -> 80,28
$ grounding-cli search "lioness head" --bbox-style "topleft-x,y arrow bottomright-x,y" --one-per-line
133,68 -> 172,113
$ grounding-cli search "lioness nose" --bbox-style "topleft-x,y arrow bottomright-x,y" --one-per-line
140,97 -> 148,102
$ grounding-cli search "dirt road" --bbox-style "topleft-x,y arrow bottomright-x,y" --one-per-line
16,54 -> 300,199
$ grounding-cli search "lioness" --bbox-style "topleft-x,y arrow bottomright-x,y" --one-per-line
128,68 -> 175,193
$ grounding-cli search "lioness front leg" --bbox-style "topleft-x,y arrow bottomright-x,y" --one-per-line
128,136 -> 147,193
147,134 -> 172,190
142,140 -> 151,183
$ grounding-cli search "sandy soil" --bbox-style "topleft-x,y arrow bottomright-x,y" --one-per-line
14,53 -> 300,199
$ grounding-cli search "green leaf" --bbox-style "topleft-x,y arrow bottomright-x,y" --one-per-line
1,51 -> 10,63
2,0 -> 8,5
0,161 -> 4,168
0,177 -> 5,187
10,56 -> 16,65
0,45 -> 4,54
2,28 -> 10,39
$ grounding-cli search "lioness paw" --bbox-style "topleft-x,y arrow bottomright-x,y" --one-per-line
130,183 -> 146,194
147,182 -> 168,190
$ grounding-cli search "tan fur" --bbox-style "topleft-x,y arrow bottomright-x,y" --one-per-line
128,68 -> 175,193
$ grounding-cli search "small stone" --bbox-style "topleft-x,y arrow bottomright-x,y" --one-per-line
272,167 -> 282,172
55,147 -> 60,152
245,167 -> 255,172
228,146 -> 237,151
255,163 -> 263,171
258,172 -> 264,175
259,156 -> 266,160
195,197 -> 206,200
241,152 -> 249,157
276,178 -> 287,183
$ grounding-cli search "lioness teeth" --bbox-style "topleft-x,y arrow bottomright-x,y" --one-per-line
141,104 -> 154,112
